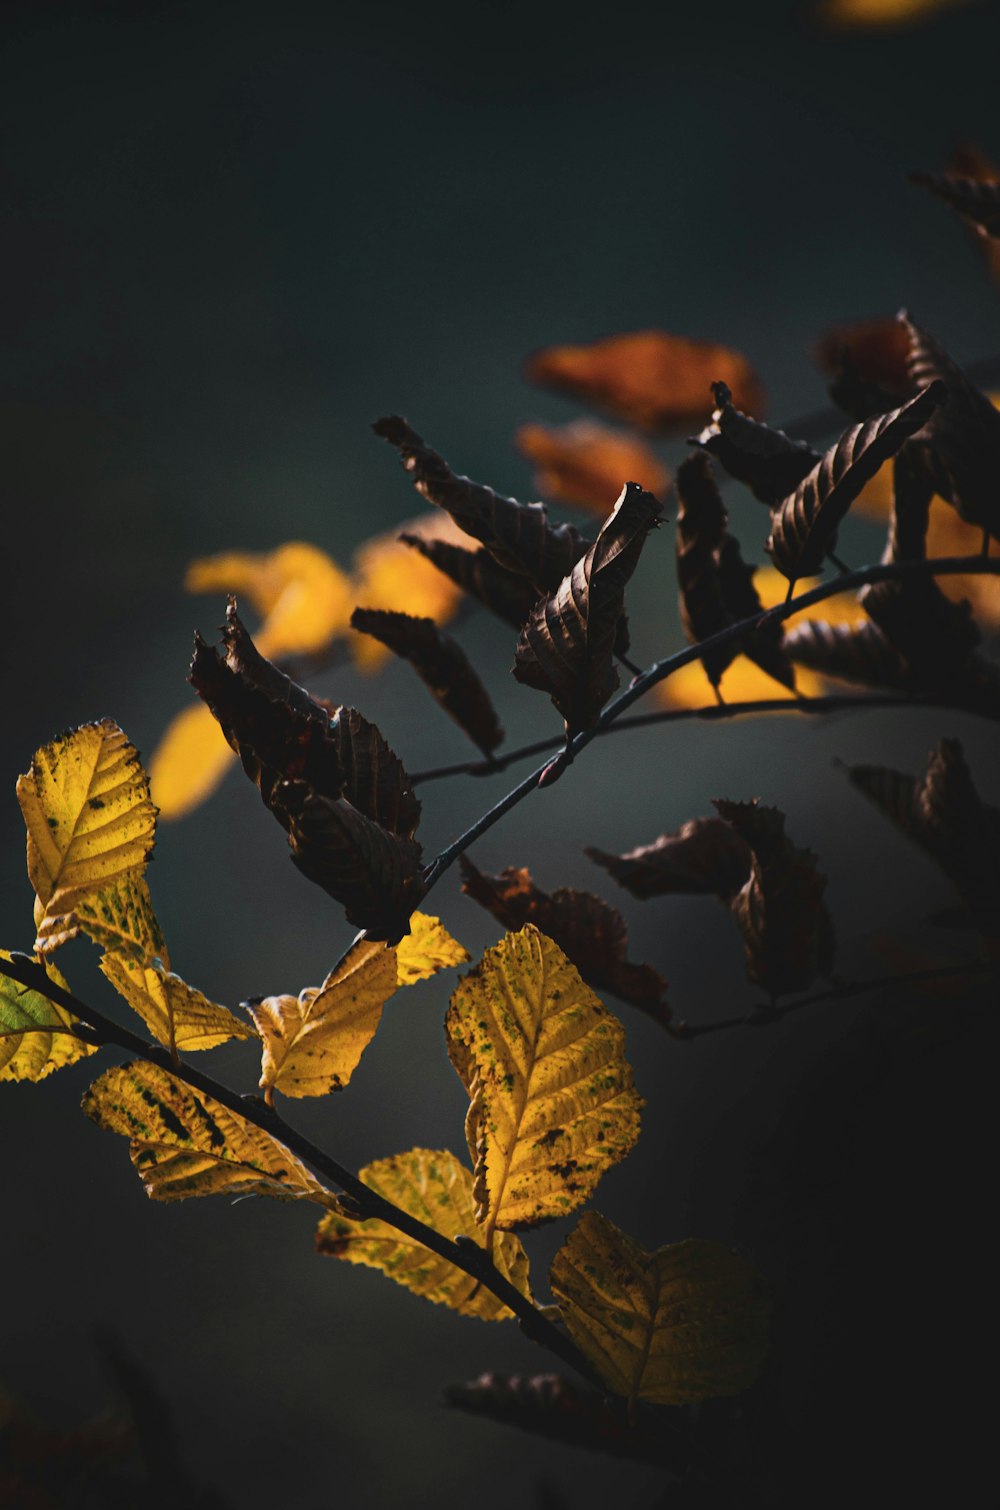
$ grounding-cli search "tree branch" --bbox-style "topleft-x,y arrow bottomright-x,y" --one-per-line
419,555 -> 1000,893
0,953 -> 600,1389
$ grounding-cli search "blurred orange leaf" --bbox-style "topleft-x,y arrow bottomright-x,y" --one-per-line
817,0 -> 972,28
525,330 -> 764,433
515,420 -> 669,515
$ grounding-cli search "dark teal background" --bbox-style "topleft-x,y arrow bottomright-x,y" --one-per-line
3,1 -> 999,1504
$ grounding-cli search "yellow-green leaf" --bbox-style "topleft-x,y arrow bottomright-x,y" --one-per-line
445,925 -> 643,1234
17,722 -> 158,957
0,955 -> 97,1082
100,953 -> 255,1056
82,1060 -> 337,1207
247,937 -> 399,1100
550,1212 -> 770,1407
316,1147 -> 531,1320
58,874 -> 169,967
395,912 -> 470,985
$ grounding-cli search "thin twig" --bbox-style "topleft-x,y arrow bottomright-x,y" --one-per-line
672,961 -> 998,1040
410,691 -> 996,785
0,953 -> 600,1389
419,555 -> 1000,893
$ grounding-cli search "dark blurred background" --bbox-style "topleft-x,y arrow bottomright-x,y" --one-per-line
3,1 -> 999,1505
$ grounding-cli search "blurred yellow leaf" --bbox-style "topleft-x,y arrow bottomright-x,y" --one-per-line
101,952 -> 255,1058
247,937 -> 399,1101
445,925 -> 642,1236
316,1147 -> 531,1320
818,0 -> 971,28
83,1060 -> 340,1207
148,702 -> 237,821
0,955 -> 97,1082
17,722 -> 158,958
186,542 -> 354,660
550,1211 -> 770,1406
395,912 -> 470,985
350,513 -> 471,672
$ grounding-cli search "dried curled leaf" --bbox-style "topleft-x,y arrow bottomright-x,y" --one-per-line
374,416 -> 590,595
185,541 -> 354,661
550,1212 -> 770,1407
784,619 -> 911,691
843,740 -> 1000,940
859,576 -> 980,686
714,800 -> 835,996
247,936 -> 397,1100
444,1372 -> 688,1468
316,1147 -> 531,1320
524,330 -> 764,433
674,454 -> 795,693
514,483 -> 663,734
515,420 -> 670,516
445,925 -> 643,1234
766,383 -> 945,581
350,608 -> 504,755
691,382 -> 819,505
100,953 -> 254,1057
910,171 -> 1000,238
586,818 -> 751,901
901,312 -> 1000,541
459,858 -> 668,1022
395,911 -> 471,986
17,721 -> 159,959
400,533 -> 541,631
83,1060 -> 338,1207
0,955 -> 96,1082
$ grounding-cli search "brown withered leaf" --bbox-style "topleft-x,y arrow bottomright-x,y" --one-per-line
675,454 -> 796,694
515,420 -> 670,516
766,383 -> 946,583
444,1372 -> 691,1470
713,799 -> 835,997
814,316 -> 913,421
524,330 -> 764,433
785,618 -> 912,691
350,608 -> 503,756
943,144 -> 1000,282
859,577 -> 980,686
900,312 -> 1000,543
278,782 -> 424,943
514,483 -> 663,734
843,740 -> 1000,942
191,598 -> 420,836
374,416 -> 590,595
400,534 -> 541,630
459,857 -> 668,1025
691,381 -> 820,505
585,818 -> 752,901
910,171 -> 1000,238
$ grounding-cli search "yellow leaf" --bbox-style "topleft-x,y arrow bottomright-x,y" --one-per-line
445,925 -> 642,1235
395,912 -> 470,986
657,655 -> 826,709
65,874 -> 169,968
247,937 -> 399,1101
148,703 -> 237,822
0,955 -> 97,1082
753,568 -> 868,625
100,953 -> 255,1057
316,1147 -> 531,1320
82,1060 -> 338,1207
350,513 -> 470,672
17,722 -> 159,957
186,542 -> 354,660
550,1211 -> 770,1407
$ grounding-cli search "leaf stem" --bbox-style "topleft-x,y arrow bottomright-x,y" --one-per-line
0,953 -> 601,1390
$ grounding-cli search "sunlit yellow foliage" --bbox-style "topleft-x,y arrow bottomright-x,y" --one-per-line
550,1211 -> 770,1406
445,926 -> 642,1236
186,542 -> 355,660
316,1147 -> 531,1320
0,955 -> 97,1082
17,722 -> 158,958
818,0 -> 971,28
101,952 -> 254,1059
395,911 -> 471,985
349,513 -> 470,672
69,875 -> 169,967
148,703 -> 238,822
83,1060 -> 340,1208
